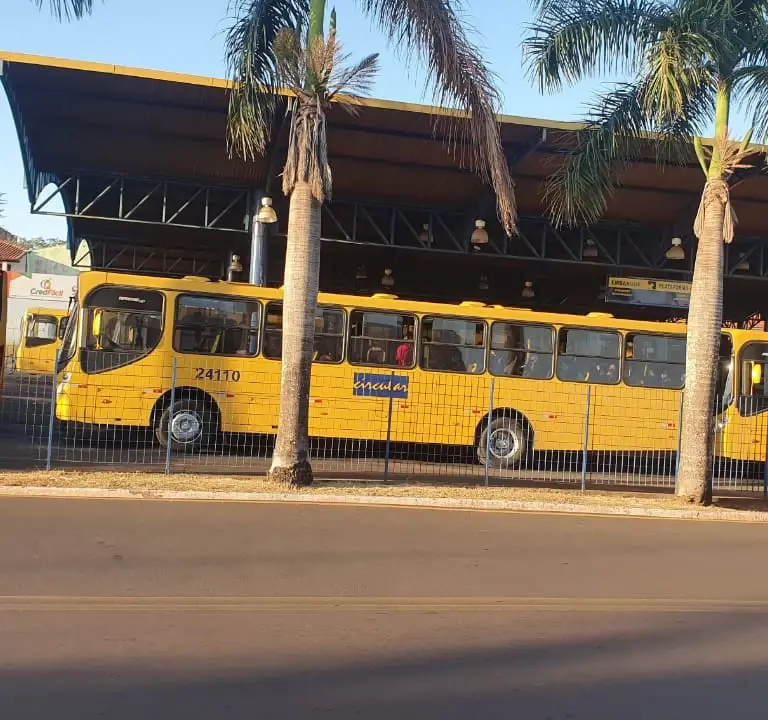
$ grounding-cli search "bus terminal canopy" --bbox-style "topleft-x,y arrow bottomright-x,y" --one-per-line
3,50 -> 768,282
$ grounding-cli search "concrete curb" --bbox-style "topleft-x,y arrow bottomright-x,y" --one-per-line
0,484 -> 765,522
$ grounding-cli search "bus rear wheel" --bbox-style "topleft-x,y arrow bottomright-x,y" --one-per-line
155,399 -> 216,453
477,416 -> 527,469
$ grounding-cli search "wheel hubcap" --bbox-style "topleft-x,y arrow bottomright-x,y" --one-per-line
170,411 -> 202,443
489,428 -> 519,459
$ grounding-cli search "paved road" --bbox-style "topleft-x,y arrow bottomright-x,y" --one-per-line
2,497 -> 768,718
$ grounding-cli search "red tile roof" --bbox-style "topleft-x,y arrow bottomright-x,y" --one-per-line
0,234 -> 26,263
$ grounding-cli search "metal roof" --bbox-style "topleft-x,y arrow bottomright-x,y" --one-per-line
2,50 -> 768,240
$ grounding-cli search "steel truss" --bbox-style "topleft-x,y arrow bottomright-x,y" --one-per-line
32,172 -> 251,233
321,200 -> 768,280
73,237 -> 223,278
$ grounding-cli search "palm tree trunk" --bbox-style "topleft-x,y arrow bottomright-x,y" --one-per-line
676,83 -> 731,506
268,182 -> 321,486
676,188 -> 725,505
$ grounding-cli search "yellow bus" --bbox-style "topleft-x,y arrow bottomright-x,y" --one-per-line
14,307 -> 69,374
54,270 -> 768,466
0,269 -> 7,392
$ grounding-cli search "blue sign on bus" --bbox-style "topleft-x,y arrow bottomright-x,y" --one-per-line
353,373 -> 409,399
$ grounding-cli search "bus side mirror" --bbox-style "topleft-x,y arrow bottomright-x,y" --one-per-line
92,309 -> 103,338
57,321 -> 67,340
752,362 -> 763,388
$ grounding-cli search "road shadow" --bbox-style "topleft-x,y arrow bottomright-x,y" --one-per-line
2,607 -> 768,719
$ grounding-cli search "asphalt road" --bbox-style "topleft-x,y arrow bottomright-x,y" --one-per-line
1,497 -> 768,718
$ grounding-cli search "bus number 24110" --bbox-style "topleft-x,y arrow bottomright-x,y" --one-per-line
194,368 -> 241,382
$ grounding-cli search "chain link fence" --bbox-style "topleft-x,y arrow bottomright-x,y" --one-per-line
1,347 -> 766,493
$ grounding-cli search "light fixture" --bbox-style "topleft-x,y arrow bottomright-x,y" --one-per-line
418,223 -> 431,246
355,265 -> 368,280
583,238 -> 598,258
478,274 -> 489,292
665,237 -> 685,261
734,253 -> 750,272
227,254 -> 243,281
256,196 -> 278,224
522,280 -> 535,299
381,268 -> 395,289
470,219 -> 488,247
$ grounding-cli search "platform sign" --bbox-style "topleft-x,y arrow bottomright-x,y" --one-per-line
606,276 -> 691,309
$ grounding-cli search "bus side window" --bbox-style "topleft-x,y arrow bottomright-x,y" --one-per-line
174,295 -> 260,357
348,310 -> 416,368
489,321 -> 553,379
623,333 -> 685,389
420,317 -> 485,374
557,328 -> 620,384
264,304 -> 346,363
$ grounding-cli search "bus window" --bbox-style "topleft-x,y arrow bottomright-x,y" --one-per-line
175,295 -> 260,356
624,333 -> 685,389
82,287 -> 164,373
25,314 -> 59,347
737,341 -> 768,415
348,310 -> 416,368
489,322 -> 553,379
420,317 -> 485,374
557,328 -> 620,384
264,303 -> 345,363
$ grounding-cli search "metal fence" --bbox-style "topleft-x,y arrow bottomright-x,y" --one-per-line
1,347 -> 767,493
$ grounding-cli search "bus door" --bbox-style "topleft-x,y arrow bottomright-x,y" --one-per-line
594,332 -> 686,456
173,294 -> 261,434
414,316 -> 487,447
344,309 -> 419,446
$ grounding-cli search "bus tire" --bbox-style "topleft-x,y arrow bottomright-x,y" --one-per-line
477,416 -> 527,469
155,398 -> 217,453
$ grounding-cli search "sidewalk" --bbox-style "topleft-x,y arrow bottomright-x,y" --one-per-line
0,470 -> 766,522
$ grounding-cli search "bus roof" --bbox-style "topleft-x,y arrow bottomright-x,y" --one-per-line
82,269 -> 764,341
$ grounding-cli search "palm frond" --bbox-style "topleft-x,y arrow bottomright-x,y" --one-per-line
276,29 -> 379,202
524,0 -> 667,93
643,24 -> 716,124
546,82 -> 651,228
357,0 -> 517,235
33,0 -> 93,20
225,0 -> 309,159
733,65 -> 768,141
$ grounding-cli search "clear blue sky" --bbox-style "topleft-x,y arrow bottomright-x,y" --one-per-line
0,0 -> 625,241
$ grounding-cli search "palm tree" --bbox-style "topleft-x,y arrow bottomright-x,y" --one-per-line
523,0 -> 768,505
33,0 -> 93,19
226,0 -> 518,486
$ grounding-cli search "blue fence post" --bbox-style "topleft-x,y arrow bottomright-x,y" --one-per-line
45,351 -> 58,471
763,413 -> 768,502
581,385 -> 592,492
484,378 -> 495,488
675,392 -> 684,493
165,357 -> 178,476
384,371 -> 394,483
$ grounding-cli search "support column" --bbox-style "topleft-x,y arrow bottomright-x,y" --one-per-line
249,189 -> 269,286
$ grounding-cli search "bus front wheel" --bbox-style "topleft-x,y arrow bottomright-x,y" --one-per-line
155,399 -> 216,453
477,416 -> 527,469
